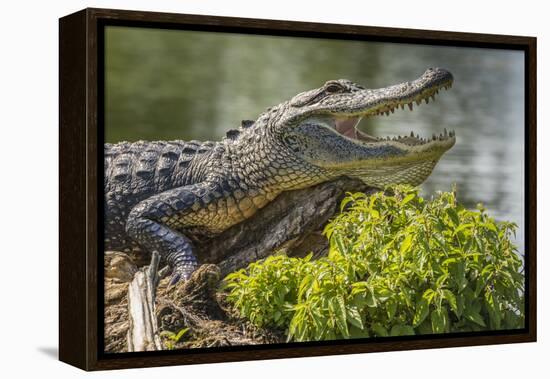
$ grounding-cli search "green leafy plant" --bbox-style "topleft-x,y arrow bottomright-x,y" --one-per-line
160,327 -> 189,349
224,186 -> 524,342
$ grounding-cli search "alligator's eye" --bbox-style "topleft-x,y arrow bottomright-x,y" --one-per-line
325,83 -> 343,93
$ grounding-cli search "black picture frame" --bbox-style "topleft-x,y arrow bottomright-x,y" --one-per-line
59,7 -> 537,371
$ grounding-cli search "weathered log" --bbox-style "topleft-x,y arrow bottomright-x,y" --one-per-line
127,251 -> 163,352
197,177 -> 375,276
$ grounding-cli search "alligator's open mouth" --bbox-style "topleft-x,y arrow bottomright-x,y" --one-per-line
330,72 -> 454,147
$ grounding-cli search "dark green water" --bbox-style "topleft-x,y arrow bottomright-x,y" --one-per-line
105,26 -> 525,250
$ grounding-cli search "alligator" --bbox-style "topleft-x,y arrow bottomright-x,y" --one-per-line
104,67 -> 455,284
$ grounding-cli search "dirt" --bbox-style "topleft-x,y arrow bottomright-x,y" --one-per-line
103,251 -> 284,353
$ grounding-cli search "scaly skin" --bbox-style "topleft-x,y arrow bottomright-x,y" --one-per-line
104,67 -> 456,283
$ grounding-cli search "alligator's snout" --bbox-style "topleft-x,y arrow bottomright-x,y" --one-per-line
424,67 -> 453,81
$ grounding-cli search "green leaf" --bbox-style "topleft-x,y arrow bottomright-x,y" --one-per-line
339,196 -> 355,212
400,234 -> 413,254
484,221 -> 498,233
413,298 -> 430,327
431,308 -> 448,333
390,324 -> 415,336
350,325 -> 370,338
422,289 -> 436,303
335,235 -> 348,255
174,328 -> 189,342
485,291 -> 502,329
351,291 -> 367,308
474,278 -> 486,297
417,319 -> 433,335
376,288 -> 393,301
436,273 -> 449,288
446,208 -> 460,226
386,300 -> 397,321
401,193 -> 416,206
450,262 -> 467,291
346,305 -> 364,329
333,296 -> 349,338
464,308 -> 487,327
365,288 -> 377,308
481,264 -> 495,278
371,323 -> 388,337
504,310 -> 522,329
298,274 -> 313,300
442,289 -> 458,316
454,223 -> 474,235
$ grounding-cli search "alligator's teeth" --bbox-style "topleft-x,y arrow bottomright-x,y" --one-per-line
432,133 -> 436,140
390,108 -> 395,113
408,103 -> 413,111
424,97 -> 429,104
410,131 -> 414,137
416,134 -> 419,139
416,99 -> 421,106
444,128 -> 448,136
431,94 -> 436,101
400,104 -> 405,110
385,111 -> 390,116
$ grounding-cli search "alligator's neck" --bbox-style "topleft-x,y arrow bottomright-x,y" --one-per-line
229,131 -> 324,184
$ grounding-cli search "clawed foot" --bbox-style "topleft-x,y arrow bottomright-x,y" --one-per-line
168,263 -> 199,286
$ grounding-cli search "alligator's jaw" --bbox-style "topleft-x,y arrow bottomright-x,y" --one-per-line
329,68 -> 454,147
324,78 -> 455,148
291,68 -> 456,187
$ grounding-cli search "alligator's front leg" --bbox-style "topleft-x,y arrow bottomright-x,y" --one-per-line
125,183 -> 217,284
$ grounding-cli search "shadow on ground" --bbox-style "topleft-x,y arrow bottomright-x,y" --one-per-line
37,347 -> 58,359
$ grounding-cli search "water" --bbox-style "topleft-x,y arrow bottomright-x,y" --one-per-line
105,27 -> 525,252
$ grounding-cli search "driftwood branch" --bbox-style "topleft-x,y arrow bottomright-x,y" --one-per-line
198,177 -> 375,276
127,251 -> 162,352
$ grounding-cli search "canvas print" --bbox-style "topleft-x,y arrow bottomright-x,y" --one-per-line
103,26 -> 525,352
